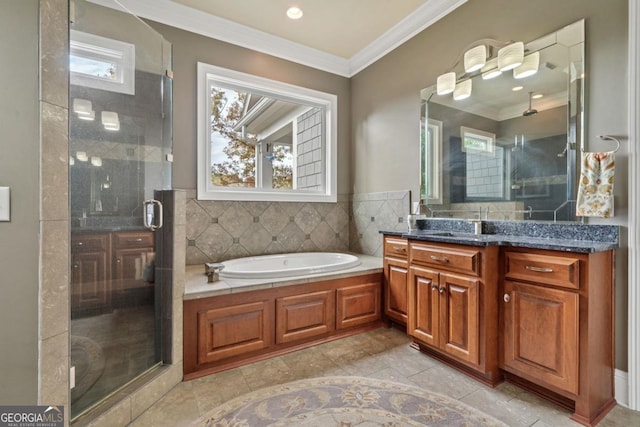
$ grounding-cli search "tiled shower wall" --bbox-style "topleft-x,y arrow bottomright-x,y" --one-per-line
184,190 -> 411,263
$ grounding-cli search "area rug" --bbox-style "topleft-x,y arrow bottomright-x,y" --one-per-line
70,335 -> 106,403
193,376 -> 507,426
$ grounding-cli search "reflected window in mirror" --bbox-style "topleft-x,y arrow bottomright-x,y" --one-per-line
420,19 -> 584,222
197,63 -> 337,202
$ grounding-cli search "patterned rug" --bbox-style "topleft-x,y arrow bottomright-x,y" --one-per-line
193,376 -> 507,426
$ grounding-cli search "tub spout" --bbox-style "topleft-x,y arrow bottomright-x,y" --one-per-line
204,262 -> 225,283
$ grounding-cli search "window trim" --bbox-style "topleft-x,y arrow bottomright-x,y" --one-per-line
197,62 -> 337,202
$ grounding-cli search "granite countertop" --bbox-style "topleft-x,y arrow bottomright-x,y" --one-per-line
381,219 -> 619,253
184,253 -> 383,300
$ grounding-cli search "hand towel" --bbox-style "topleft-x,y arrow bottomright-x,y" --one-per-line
576,151 -> 615,218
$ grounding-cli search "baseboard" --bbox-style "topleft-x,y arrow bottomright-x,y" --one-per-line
615,369 -> 629,407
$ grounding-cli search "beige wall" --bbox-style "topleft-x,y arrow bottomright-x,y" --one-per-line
351,0 -> 629,369
0,0 -> 41,403
146,21 -> 352,194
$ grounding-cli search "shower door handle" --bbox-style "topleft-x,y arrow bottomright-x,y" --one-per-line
143,199 -> 163,231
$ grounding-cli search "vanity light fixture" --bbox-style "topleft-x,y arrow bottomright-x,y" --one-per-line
453,79 -> 472,100
513,51 -> 540,79
286,6 -> 303,20
481,58 -> 502,80
69,156 -> 75,166
436,71 -> 456,95
76,151 -> 88,162
101,111 -> 120,131
463,45 -> 487,73
73,98 -> 95,121
91,156 -> 102,167
498,41 -> 524,71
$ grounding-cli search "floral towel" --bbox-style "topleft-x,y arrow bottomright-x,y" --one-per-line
576,151 -> 615,217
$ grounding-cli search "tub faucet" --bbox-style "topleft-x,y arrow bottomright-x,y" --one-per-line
204,262 -> 225,283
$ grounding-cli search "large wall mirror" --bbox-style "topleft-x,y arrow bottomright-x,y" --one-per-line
420,20 -> 584,221
197,63 -> 338,202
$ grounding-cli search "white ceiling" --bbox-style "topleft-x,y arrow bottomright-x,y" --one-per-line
101,0 -> 468,76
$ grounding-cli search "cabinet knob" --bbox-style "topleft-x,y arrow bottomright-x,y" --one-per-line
431,283 -> 437,291
73,264 -> 78,269
504,293 -> 511,302
116,258 -> 121,263
439,286 -> 445,294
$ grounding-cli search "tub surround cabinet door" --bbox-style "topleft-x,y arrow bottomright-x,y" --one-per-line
71,233 -> 111,317
383,236 -> 409,325
500,248 -> 615,426
408,241 -> 500,385
276,290 -> 335,344
198,300 -> 274,364
336,282 -> 381,329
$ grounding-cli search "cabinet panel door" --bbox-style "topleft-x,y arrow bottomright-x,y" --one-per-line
276,290 -> 335,344
408,266 -> 440,347
197,300 -> 273,364
71,251 -> 110,311
336,282 -> 381,329
503,280 -> 579,394
440,273 -> 480,366
384,257 -> 408,323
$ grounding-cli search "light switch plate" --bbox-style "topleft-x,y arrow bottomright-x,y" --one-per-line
0,187 -> 9,221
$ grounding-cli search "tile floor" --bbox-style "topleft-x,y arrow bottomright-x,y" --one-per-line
131,327 -> 639,426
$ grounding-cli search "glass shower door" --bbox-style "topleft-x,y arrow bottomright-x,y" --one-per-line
68,0 -> 172,419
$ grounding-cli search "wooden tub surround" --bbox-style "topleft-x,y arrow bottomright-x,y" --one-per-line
183,256 -> 384,380
382,234 -> 616,427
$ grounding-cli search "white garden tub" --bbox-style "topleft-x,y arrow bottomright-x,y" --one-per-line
219,252 -> 361,279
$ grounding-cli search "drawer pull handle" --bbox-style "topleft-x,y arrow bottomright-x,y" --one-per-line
393,246 -> 407,253
127,238 -> 144,243
525,265 -> 554,273
76,242 -> 83,246
430,255 -> 449,263
438,286 -> 446,294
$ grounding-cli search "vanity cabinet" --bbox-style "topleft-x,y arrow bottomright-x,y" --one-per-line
408,241 -> 500,385
111,231 -> 155,307
500,248 -> 615,425
383,236 -> 409,325
71,233 -> 111,318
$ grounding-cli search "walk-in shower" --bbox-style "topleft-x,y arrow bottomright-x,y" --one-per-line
69,0 -> 172,419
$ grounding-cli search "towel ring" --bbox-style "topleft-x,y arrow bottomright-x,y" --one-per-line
598,135 -> 621,152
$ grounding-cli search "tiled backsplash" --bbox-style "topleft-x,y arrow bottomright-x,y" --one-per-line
184,190 -> 411,263
185,191 -> 350,264
349,191 -> 411,257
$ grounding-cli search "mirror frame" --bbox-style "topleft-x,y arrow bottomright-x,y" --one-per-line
420,20 -> 585,221
197,62 -> 338,202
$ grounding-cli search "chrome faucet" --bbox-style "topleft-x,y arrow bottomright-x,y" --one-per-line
204,262 -> 225,283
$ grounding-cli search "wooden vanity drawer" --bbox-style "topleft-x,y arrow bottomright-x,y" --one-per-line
71,233 -> 110,252
113,231 -> 154,249
410,242 -> 480,276
384,237 -> 408,259
504,252 -> 579,289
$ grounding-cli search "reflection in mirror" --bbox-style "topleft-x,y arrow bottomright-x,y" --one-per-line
197,63 -> 337,202
421,20 -> 584,222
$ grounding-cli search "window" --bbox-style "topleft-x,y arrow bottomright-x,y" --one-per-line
197,63 -> 337,202
70,30 -> 135,95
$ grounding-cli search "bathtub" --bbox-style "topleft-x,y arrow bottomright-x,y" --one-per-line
219,252 -> 361,279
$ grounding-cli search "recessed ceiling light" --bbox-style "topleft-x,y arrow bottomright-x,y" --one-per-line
512,85 -> 524,91
532,93 -> 544,99
286,6 -> 303,20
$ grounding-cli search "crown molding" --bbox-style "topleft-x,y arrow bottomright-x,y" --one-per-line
349,0 -> 468,76
90,0 -> 467,78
